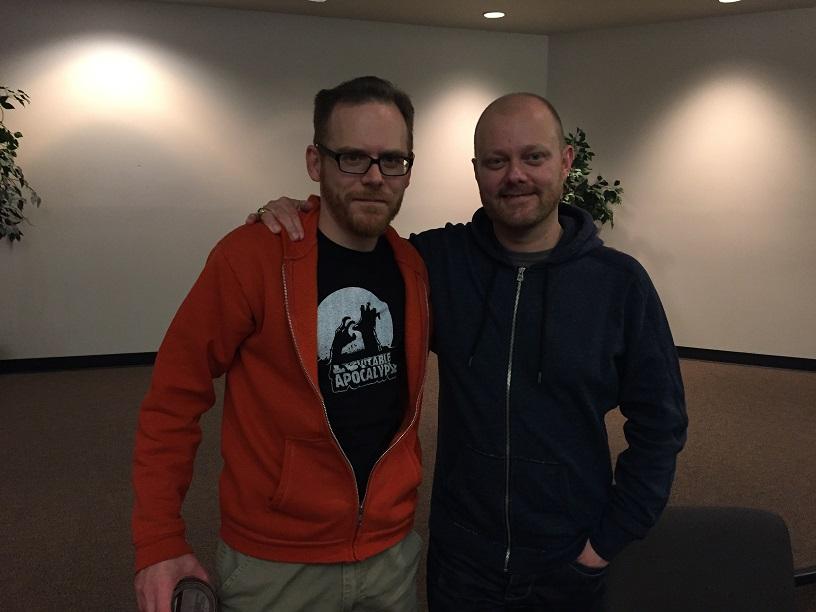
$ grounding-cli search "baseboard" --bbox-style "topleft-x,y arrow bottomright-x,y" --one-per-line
1,347 -> 813,374
0,352 -> 157,374
676,347 -> 814,372
795,565 -> 816,587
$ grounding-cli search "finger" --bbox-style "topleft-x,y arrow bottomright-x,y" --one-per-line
136,587 -> 147,612
191,563 -> 211,584
147,583 -> 165,612
265,197 -> 309,213
278,214 -> 303,240
245,213 -> 259,225
143,587 -> 157,612
156,582 -> 173,612
135,575 -> 152,612
270,205 -> 305,240
187,556 -> 210,581
264,215 -> 282,234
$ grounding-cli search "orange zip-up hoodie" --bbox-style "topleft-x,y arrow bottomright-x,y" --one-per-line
132,198 -> 430,572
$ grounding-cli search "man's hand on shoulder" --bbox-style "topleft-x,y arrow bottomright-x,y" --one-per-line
575,539 -> 609,570
134,553 -> 210,612
245,197 -> 310,241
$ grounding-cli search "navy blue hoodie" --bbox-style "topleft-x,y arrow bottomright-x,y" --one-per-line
411,204 -> 687,572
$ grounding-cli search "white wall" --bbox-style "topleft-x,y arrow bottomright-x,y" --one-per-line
4,2 -> 814,362
0,0 -> 549,359
548,8 -> 816,359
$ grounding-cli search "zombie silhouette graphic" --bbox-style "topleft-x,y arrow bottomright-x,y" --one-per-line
318,289 -> 397,393
357,303 -> 382,354
329,316 -> 356,363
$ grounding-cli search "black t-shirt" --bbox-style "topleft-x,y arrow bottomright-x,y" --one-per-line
317,231 -> 407,502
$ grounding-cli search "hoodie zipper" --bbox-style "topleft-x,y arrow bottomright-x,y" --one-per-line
358,281 -> 430,525
283,265 -> 430,554
282,265 -> 363,552
504,266 -> 526,572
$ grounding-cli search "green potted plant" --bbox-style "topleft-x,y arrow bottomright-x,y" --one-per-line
562,127 -> 623,227
1,86 -> 41,242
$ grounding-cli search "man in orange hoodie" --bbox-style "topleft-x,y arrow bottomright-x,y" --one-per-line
132,76 -> 430,612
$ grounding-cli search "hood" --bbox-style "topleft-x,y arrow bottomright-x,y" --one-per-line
468,203 -> 603,266
464,203 -> 603,384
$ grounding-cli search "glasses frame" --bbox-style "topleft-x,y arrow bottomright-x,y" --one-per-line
314,143 -> 414,177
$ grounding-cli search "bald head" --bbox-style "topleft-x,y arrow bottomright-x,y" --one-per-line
470,92 -> 574,252
474,93 -> 566,157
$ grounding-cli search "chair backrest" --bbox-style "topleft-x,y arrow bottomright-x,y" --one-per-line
604,506 -> 795,612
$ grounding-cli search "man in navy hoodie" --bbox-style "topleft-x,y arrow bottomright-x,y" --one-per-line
254,91 -> 687,611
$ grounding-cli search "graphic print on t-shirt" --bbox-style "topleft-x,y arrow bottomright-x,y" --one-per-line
318,287 -> 398,393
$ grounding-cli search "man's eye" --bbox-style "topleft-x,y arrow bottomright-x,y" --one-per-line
341,153 -> 366,164
380,156 -> 404,169
525,152 -> 547,164
484,158 -> 506,169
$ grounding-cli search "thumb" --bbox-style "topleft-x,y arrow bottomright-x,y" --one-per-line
189,561 -> 211,585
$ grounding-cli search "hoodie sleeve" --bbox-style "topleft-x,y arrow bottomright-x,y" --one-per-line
409,230 -> 438,353
590,272 -> 688,561
131,244 -> 255,573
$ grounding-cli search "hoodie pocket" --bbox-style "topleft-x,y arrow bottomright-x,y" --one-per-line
511,456 -> 577,543
442,445 -> 506,540
267,437 -> 353,540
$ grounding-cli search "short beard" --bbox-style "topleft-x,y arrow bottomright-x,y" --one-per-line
321,184 -> 402,239
481,189 -> 560,231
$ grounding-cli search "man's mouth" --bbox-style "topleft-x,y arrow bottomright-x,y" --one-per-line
501,192 -> 535,201
351,195 -> 389,205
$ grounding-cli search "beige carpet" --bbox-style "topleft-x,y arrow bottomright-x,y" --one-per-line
0,357 -> 814,610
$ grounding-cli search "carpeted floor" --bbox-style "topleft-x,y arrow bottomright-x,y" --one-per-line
1,357 -> 814,611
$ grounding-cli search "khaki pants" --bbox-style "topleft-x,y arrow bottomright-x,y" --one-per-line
216,532 -> 421,612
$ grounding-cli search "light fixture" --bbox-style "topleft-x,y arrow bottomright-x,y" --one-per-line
483,11 -> 506,19
718,0 -> 742,3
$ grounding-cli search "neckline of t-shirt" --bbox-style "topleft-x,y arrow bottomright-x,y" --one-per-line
318,230 -> 389,258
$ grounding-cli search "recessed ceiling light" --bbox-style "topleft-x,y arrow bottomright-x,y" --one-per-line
718,0 -> 742,3
307,0 -> 327,3
483,11 -> 506,19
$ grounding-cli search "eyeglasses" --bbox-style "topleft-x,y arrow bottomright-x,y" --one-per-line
315,143 -> 413,177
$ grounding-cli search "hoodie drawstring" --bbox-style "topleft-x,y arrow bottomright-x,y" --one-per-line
467,262 -> 550,385
537,267 -> 550,385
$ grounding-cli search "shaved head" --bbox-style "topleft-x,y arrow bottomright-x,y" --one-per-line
474,93 -> 566,156
470,92 -> 574,252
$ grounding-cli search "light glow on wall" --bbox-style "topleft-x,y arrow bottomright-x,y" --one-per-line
66,43 -> 160,109
398,81 -> 497,234
631,70 -> 803,217
54,37 -> 196,127
20,34 -> 260,183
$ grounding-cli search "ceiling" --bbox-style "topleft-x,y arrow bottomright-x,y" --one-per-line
150,0 -> 815,35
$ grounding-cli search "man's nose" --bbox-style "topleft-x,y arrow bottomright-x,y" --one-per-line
504,159 -> 528,183
361,161 -> 385,185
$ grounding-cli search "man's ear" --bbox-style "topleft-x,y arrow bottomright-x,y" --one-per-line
306,145 -> 321,182
561,145 -> 575,180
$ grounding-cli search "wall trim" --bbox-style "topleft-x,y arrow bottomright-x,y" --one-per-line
676,347 -> 814,372
0,352 -> 157,374
1,347 -> 814,374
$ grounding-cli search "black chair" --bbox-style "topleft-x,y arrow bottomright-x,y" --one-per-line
605,506 -> 796,612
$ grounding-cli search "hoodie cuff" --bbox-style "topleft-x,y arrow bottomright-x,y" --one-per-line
134,536 -> 193,574
589,516 -> 639,562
